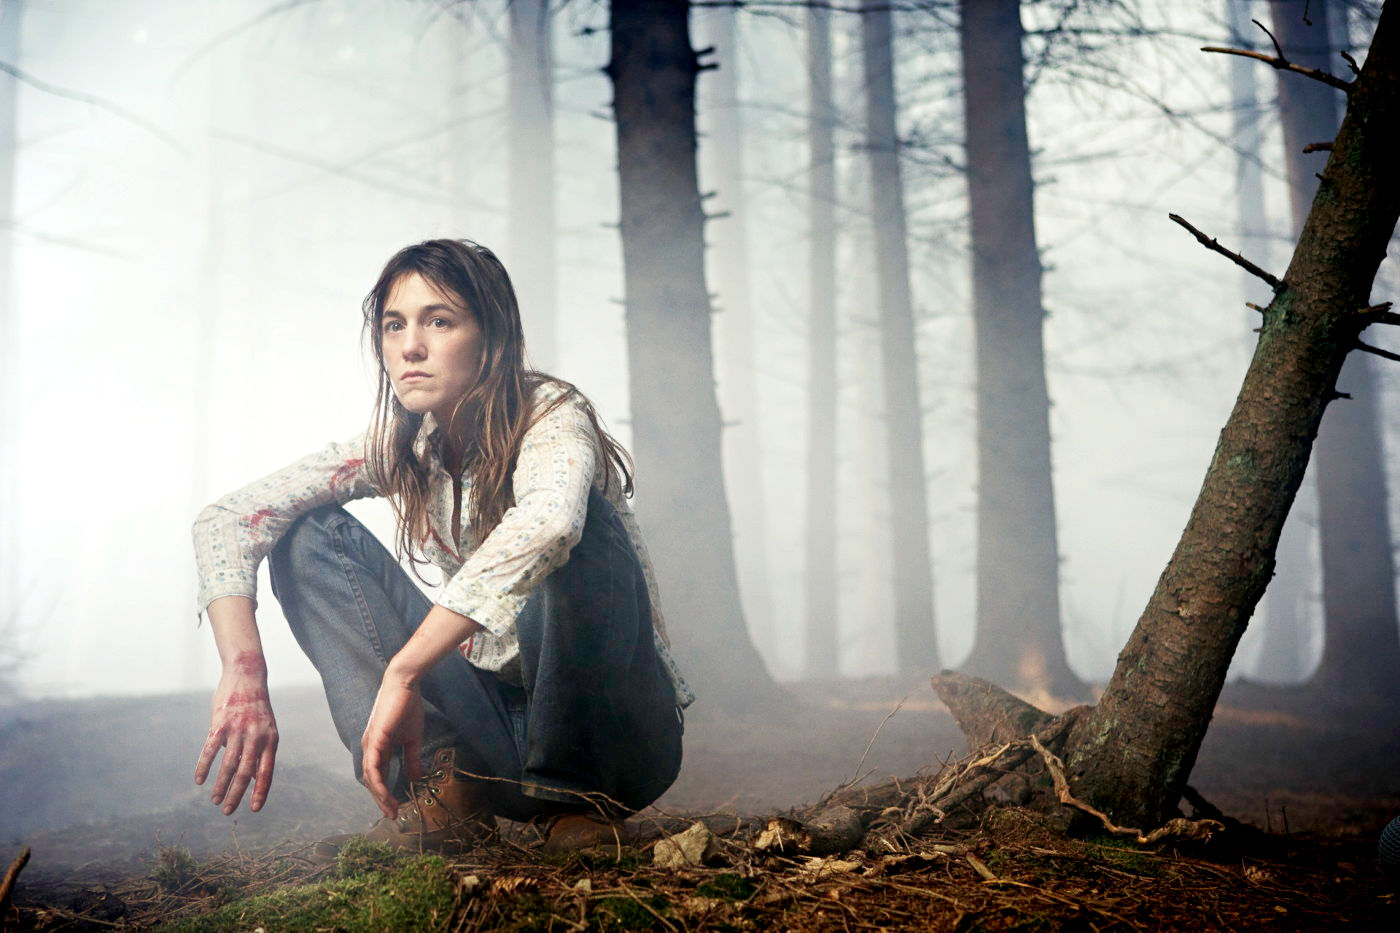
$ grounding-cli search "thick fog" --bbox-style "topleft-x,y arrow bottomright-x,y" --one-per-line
1,0 -> 1393,700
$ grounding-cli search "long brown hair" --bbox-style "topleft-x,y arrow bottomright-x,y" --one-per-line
362,239 -> 633,567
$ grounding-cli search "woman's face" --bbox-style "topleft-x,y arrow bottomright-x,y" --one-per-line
381,271 -> 485,426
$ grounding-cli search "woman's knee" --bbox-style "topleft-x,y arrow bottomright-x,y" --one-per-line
268,505 -> 354,591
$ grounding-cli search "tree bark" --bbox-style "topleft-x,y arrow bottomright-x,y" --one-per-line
861,0 -> 939,674
956,0 -> 1086,701
1269,0 -> 1400,702
804,3 -> 840,679
607,0 -> 782,709
695,4 -> 776,665
507,0 -> 557,371
1064,0 -> 1400,827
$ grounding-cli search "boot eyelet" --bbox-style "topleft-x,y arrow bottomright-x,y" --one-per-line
431,770 -> 445,780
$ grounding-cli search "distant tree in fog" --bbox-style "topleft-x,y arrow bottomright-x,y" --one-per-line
695,4 -> 777,665
804,1 -> 840,679
861,0 -> 940,675
1224,0 -> 1313,684
507,0 -> 557,371
956,0 -> 1087,701
607,0 -> 782,708
0,0 -> 20,631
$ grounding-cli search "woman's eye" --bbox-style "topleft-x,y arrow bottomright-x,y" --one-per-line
431,317 -> 450,328
383,321 -> 402,333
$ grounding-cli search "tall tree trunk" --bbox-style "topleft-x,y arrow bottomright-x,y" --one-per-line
446,20 -> 475,233
861,0 -> 939,674
607,0 -> 782,709
0,0 -> 21,648
956,0 -> 1085,701
695,5 -> 776,664
804,3 -> 839,678
1229,0 -> 1315,683
1064,1 -> 1400,827
507,0 -> 557,371
1270,0 -> 1400,700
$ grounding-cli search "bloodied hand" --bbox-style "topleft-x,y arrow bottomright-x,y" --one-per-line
195,650 -> 279,814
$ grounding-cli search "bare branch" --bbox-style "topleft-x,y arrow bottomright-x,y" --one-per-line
1254,17 -> 1286,60
1341,50 -> 1361,75
1199,45 -> 1353,93
1167,213 -> 1283,290
1303,141 -> 1334,153
0,61 -> 184,152
172,0 -> 326,83
1355,339 -> 1400,363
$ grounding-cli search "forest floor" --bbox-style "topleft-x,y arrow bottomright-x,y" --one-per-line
3,675 -> 1398,931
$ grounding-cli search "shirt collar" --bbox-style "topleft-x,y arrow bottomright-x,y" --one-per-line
412,412 -> 439,464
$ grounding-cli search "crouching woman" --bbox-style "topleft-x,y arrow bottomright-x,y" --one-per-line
190,239 -> 690,853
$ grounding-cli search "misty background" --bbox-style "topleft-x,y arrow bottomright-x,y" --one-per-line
1,0 -> 1394,702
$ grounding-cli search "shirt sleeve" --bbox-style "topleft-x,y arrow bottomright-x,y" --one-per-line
436,388 -> 599,637
192,434 -> 377,616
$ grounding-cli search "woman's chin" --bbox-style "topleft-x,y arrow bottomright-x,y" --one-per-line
394,395 -> 438,417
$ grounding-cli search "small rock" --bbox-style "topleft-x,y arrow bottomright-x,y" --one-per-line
653,821 -> 719,868
572,877 -> 593,893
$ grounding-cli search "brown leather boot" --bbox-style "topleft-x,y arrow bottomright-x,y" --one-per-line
542,812 -> 628,854
313,748 -> 493,861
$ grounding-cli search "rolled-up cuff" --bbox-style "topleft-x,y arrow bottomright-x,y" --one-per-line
195,582 -> 258,621
437,585 -> 524,640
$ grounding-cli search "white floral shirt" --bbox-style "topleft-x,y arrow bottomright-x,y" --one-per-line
192,382 -> 694,707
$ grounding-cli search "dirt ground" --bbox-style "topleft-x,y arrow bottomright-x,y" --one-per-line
4,675 -> 1399,929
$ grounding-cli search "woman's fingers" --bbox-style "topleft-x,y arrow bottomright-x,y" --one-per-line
250,738 -> 278,813
362,733 -> 397,819
194,725 -> 225,785
210,733 -> 244,807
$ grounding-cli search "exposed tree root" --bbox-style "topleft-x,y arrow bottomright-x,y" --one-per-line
0,846 -> 30,918
1029,734 -> 1223,845
755,673 -> 1226,857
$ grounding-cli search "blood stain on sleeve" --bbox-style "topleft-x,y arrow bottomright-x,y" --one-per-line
329,458 -> 366,498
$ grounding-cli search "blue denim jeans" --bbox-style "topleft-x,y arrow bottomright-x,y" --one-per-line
268,487 -> 682,821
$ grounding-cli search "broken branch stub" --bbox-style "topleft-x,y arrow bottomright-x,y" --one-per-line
930,671 -> 1055,749
754,806 -> 866,857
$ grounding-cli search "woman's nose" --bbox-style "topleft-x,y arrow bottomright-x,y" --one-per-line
401,326 -> 427,359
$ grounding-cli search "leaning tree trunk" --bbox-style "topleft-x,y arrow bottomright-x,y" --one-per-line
957,0 -> 1086,701
861,0 -> 939,674
507,0 -> 557,370
607,0 -> 782,709
1270,0 -> 1400,702
804,2 -> 840,679
695,4 -> 777,664
1064,0 -> 1400,828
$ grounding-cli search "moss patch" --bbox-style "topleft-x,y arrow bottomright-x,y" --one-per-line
593,893 -> 671,931
156,853 -> 458,933
694,872 -> 756,901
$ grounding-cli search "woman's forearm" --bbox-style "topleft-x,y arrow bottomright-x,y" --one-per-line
385,603 -> 484,686
205,595 -> 267,675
